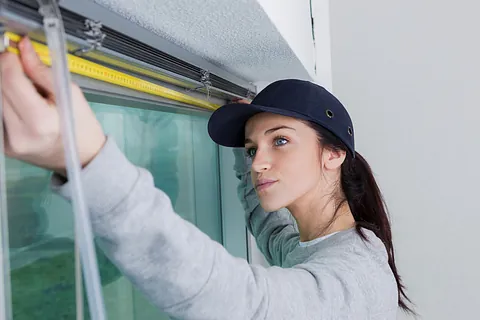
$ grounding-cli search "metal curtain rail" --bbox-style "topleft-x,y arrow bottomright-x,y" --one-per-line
0,0 -> 256,101
3,32 -> 220,110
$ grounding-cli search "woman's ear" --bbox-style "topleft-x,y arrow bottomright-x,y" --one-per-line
322,147 -> 347,171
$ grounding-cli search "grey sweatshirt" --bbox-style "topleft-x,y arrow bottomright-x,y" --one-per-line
52,137 -> 399,320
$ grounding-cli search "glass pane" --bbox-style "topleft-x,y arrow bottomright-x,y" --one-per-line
5,100 -> 222,319
7,159 -> 76,319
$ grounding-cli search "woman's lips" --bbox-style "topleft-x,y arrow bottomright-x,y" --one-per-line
256,180 -> 277,192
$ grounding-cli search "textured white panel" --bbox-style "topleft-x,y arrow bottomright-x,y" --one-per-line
93,0 -> 312,82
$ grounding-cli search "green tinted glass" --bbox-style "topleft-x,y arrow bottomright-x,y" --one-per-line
5,101 -> 222,319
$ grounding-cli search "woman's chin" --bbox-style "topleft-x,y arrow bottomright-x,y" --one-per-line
259,200 -> 284,213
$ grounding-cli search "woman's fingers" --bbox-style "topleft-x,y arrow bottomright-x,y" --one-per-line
0,51 -> 51,127
19,37 -> 54,97
0,38 -> 105,171
231,98 -> 251,104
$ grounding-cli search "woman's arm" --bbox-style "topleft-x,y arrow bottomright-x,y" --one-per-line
1,38 -> 358,320
233,149 -> 299,266
52,137 -> 337,320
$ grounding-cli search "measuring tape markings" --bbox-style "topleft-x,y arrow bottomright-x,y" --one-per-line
4,32 -> 220,111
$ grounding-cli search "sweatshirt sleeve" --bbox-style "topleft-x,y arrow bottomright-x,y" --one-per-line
51,137 -> 339,320
233,148 -> 299,266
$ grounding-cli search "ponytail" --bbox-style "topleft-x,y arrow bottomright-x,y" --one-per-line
342,152 -> 415,315
306,121 -> 415,315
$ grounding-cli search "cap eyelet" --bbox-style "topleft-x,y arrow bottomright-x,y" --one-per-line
347,127 -> 353,136
326,109 -> 334,118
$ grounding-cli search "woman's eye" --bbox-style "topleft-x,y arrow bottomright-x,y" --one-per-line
274,137 -> 288,146
246,148 -> 256,158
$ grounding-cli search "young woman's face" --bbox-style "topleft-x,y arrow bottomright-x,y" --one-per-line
244,112 -> 324,212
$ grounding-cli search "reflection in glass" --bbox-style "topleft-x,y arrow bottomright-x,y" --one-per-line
5,101 -> 222,319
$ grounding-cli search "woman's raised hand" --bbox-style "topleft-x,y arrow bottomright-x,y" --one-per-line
1,37 -> 106,173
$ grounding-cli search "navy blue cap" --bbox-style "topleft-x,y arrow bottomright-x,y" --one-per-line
208,79 -> 355,156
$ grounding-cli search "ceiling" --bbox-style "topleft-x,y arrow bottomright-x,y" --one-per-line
92,0 -> 312,85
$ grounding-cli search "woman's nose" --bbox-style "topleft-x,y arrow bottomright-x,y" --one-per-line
251,150 -> 272,172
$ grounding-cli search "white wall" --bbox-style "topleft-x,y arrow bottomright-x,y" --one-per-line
329,1 -> 480,319
256,0 -> 316,81
253,0 -> 334,89
255,0 -> 334,88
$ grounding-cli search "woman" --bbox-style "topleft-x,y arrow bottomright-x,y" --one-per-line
1,37 -> 414,319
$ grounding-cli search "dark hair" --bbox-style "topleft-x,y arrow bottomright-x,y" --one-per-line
306,121 -> 416,316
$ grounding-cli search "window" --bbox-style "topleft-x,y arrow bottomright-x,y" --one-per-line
5,99 -> 225,319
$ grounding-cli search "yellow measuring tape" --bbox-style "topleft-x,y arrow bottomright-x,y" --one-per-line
3,32 -> 220,111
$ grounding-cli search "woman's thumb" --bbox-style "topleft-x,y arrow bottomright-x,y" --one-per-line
18,37 -> 54,95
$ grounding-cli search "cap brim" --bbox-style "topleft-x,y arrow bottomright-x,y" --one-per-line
208,103 -> 311,147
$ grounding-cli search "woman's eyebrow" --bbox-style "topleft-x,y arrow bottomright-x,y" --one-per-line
245,125 -> 296,144
264,125 -> 295,135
